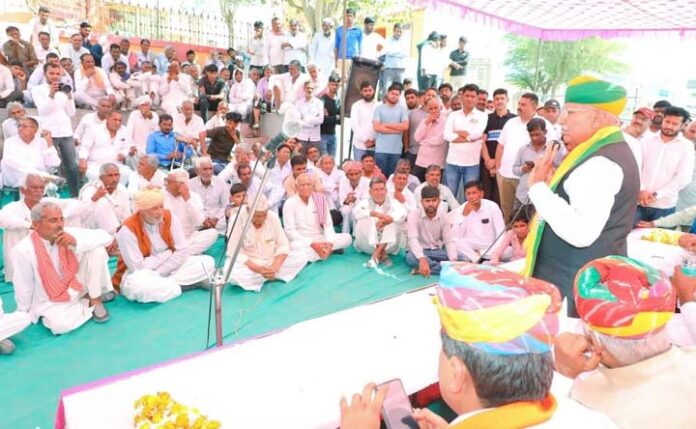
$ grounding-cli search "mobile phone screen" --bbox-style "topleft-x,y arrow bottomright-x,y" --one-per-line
378,379 -> 419,429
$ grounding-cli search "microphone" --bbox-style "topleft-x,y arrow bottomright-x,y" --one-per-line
261,103 -> 301,168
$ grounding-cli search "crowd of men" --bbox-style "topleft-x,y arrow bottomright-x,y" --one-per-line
1,6 -> 696,428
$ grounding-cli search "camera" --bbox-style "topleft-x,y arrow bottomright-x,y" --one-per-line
57,83 -> 72,93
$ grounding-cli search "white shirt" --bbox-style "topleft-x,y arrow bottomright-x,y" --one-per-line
383,36 -> 409,69
164,191 -> 207,238
205,114 -> 227,130
420,42 -> 442,75
338,176 -> 370,206
79,182 -> 131,234
126,110 -> 159,154
640,132 -> 695,209
350,99 -> 378,150
388,173 -> 420,192
228,78 -> 256,106
65,46 -> 90,66
78,124 -> 131,165
622,132 -> 643,181
498,115 -> 558,178
387,182 -> 418,213
12,227 -> 112,323
127,170 -> 165,197
101,54 -> 131,74
173,113 -> 206,141
34,45 -> 59,65
282,194 -> 337,244
317,168 -> 345,208
360,32 -> 385,61
283,31 -> 308,65
443,108 -> 489,166
448,199 -> 505,256
271,72 -> 308,105
310,32 -> 335,76
0,64 -> 14,99
32,83 -> 76,138
295,96 -> 324,142
1,117 -> 18,140
265,32 -> 286,66
188,176 -> 229,223
74,66 -> 115,96
414,182 -> 460,212
159,73 -> 193,108
27,65 -> 73,91
30,19 -> 59,49
128,71 -> 161,97
73,112 -> 105,143
529,156 -> 624,248
0,134 -> 61,187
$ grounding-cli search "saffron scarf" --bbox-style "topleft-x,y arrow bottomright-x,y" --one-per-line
451,395 -> 557,429
30,231 -> 82,302
522,126 -> 624,277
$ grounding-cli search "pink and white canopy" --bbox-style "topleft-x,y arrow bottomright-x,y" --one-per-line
410,0 -> 696,40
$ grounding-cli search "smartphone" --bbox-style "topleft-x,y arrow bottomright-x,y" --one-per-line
378,379 -> 419,429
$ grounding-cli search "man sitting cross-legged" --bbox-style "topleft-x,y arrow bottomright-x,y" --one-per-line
12,202 -> 113,334
283,173 -> 352,262
225,196 -> 308,292
352,177 -> 406,268
189,156 -> 229,234
79,163 -> 131,242
113,189 -> 215,303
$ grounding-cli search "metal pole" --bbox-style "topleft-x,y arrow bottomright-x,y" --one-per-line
338,0 -> 347,162
533,38 -> 542,92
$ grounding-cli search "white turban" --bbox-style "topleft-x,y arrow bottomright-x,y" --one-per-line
134,95 -> 151,106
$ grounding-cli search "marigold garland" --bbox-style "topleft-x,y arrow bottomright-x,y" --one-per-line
133,391 -> 221,429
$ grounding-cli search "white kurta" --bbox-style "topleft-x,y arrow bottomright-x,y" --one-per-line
0,134 -> 61,188
447,199 -> 505,261
282,194 -> 352,262
126,110 -> 159,154
164,191 -> 218,255
79,182 -> 132,236
338,176 -> 370,234
352,197 -> 406,255
188,176 -> 229,234
78,124 -> 134,184
225,211 -> 307,291
116,216 -> 215,303
0,198 -> 86,282
73,112 -> 105,144
317,168 -> 345,208
12,227 -> 113,335
127,170 -> 166,198
228,78 -> 256,116
0,295 -> 31,342
159,74 -> 193,116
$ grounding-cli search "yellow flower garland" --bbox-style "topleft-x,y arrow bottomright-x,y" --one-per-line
134,392 -> 221,429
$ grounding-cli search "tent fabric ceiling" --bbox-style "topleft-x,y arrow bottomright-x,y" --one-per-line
410,0 -> 696,40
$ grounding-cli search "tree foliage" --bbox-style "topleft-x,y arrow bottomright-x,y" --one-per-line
219,0 -> 260,46
286,0 -> 399,34
504,35 -> 627,98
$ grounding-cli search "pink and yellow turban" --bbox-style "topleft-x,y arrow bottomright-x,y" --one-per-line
434,262 -> 561,355
574,256 -> 675,339
342,160 -> 363,173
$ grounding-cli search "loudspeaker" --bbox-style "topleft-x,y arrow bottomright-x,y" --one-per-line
343,56 -> 381,118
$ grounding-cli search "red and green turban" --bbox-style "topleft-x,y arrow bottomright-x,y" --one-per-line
574,256 -> 675,339
434,262 -> 561,355
565,76 -> 627,116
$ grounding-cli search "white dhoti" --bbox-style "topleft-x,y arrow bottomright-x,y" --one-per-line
40,246 -> 113,335
229,102 -> 252,117
290,233 -> 352,263
340,205 -> 356,234
225,250 -> 308,292
456,238 -> 494,263
74,89 -> 108,109
353,218 -> 401,256
85,163 -> 134,186
121,254 -> 215,303
0,297 -> 31,341
187,229 -> 219,255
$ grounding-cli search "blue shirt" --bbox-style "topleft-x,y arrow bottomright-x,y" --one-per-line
335,26 -> 362,59
146,131 -> 193,167
373,103 -> 408,155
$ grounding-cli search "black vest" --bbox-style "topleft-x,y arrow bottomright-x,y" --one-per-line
532,142 -> 639,317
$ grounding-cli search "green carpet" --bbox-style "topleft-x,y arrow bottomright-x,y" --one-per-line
0,237 -> 434,428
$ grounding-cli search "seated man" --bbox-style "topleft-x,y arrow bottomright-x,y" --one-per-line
447,180 -> 505,262
388,169 -> 417,213
113,189 -> 215,303
206,112 -> 242,174
490,212 -> 529,265
387,158 -> 420,192
1,101 -> 26,139
316,154 -> 344,209
406,185 -> 457,277
338,160 -> 370,234
127,154 -> 165,197
413,164 -> 459,212
225,182 -> 249,231
340,263 -> 616,428
79,163 -> 131,240
360,152 -> 386,181
218,143 -> 267,184
228,67 -> 255,117
189,156 -> 228,234
283,154 -> 324,198
1,117 -> 61,188
73,97 -> 112,145
164,169 -> 218,255
353,177 -> 406,268
0,295 -> 31,355
226,196 -> 308,292
0,174 -> 86,282
173,100 -> 206,154
283,173 -> 352,262
555,256 -> 696,428
13,202 -> 112,335
125,95 -> 159,169
78,110 -> 134,184
146,114 -> 194,169
73,53 -> 116,109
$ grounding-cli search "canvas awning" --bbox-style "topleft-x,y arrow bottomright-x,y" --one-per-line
410,0 -> 696,40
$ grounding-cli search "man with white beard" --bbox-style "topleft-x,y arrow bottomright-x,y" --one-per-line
189,157 -> 228,234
